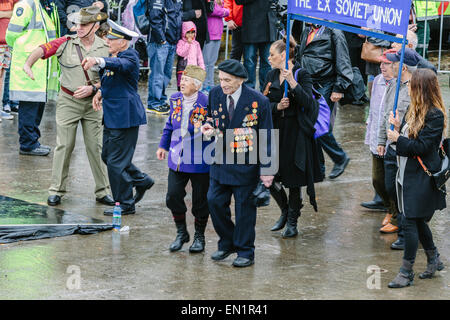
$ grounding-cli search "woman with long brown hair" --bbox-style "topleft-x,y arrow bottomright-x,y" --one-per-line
387,68 -> 446,288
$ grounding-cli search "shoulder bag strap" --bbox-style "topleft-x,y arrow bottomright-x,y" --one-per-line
74,44 -> 93,85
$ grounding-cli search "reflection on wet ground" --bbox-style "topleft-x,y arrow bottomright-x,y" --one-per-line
0,75 -> 448,299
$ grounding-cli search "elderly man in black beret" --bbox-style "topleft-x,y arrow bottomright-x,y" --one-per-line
201,59 -> 275,268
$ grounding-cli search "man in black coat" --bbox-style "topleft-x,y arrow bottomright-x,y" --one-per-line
182,0 -> 213,48
297,24 -> 353,180
235,0 -> 277,91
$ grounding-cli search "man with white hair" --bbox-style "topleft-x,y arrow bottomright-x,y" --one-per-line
23,5 -> 114,207
82,19 -> 155,216
157,65 -> 213,253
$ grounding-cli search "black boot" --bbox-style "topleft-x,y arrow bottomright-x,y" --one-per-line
388,259 -> 415,288
419,249 -> 445,279
282,208 -> 300,238
270,207 -> 288,231
170,222 -> 190,252
189,223 -> 206,253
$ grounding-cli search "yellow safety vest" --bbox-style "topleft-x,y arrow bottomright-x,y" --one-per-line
6,0 -> 60,102
414,1 -> 440,21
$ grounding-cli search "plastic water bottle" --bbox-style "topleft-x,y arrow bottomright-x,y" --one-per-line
112,202 -> 122,231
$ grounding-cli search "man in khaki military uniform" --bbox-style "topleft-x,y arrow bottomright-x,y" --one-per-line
23,6 -> 114,206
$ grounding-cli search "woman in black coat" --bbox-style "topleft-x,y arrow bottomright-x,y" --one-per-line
263,37 -> 322,238
387,68 -> 447,288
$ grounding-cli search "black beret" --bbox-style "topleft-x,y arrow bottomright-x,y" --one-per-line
218,59 -> 248,79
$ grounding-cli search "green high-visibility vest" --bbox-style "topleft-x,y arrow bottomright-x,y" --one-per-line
414,1 -> 440,21
6,0 -> 60,102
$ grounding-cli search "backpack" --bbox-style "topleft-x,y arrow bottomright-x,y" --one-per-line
294,68 -> 330,139
133,0 -> 150,35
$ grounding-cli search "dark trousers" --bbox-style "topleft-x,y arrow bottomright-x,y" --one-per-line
166,169 -> 210,227
403,216 -> 436,264
230,27 -> 243,61
2,67 -> 18,107
372,154 -> 397,216
315,81 -> 347,173
269,184 -> 302,212
18,101 -> 45,151
384,146 -> 399,216
102,126 -> 151,210
207,177 -> 258,260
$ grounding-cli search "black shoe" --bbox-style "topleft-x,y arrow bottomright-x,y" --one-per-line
47,195 -> 61,206
329,157 -> 350,179
270,207 -> 288,231
19,146 -> 50,156
360,200 -> 387,211
232,257 -> 254,268
390,238 -> 405,250
170,222 -> 190,252
96,195 -> 115,206
134,178 -> 154,204
211,249 -> 236,261
10,106 -> 19,114
282,208 -> 300,238
189,231 -> 206,253
104,207 -> 135,216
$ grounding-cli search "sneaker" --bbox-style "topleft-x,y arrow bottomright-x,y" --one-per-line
19,146 -> 50,156
146,105 -> 170,115
3,104 -> 11,113
1,110 -> 13,120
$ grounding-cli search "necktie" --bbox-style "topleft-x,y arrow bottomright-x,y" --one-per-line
228,95 -> 235,121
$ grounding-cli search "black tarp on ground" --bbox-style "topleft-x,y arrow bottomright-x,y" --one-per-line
0,195 -> 112,243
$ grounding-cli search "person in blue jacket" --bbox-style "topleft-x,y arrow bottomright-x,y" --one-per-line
157,65 -> 213,253
82,20 -> 154,216
201,59 -> 275,268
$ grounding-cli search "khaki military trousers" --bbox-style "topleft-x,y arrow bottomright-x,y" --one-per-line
49,91 -> 110,198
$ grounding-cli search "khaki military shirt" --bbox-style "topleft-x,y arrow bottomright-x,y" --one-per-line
55,35 -> 109,92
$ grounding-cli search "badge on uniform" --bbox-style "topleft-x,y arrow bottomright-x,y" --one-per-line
16,7 -> 24,17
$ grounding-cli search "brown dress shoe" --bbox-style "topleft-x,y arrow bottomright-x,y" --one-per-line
382,213 -> 393,226
380,223 -> 399,234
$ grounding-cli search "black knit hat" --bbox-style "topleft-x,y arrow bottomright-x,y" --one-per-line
218,59 -> 248,79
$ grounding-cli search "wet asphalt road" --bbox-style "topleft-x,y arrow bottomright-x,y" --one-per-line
0,74 -> 449,300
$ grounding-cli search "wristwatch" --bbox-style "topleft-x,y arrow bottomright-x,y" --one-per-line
91,85 -> 98,95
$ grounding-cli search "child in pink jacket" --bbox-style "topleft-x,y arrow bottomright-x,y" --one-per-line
176,21 -> 205,90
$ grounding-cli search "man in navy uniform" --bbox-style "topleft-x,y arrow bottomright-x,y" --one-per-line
82,20 -> 154,215
201,59 -> 275,268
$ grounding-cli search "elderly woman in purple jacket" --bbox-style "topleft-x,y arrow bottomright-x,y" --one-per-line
157,65 -> 212,253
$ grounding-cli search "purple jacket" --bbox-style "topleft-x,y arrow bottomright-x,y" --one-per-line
159,91 -> 212,173
207,3 -> 229,41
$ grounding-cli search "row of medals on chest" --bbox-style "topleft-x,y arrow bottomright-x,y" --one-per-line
218,102 -> 258,153
171,100 -> 207,133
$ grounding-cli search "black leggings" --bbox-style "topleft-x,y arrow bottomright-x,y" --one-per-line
269,184 -> 302,212
403,216 -> 436,264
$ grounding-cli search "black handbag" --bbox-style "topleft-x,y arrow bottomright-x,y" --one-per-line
250,181 -> 271,207
417,138 -> 450,193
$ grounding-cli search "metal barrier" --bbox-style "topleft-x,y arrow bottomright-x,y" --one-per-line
421,0 -> 450,74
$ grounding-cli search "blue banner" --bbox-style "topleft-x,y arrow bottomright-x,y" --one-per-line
288,0 -> 411,35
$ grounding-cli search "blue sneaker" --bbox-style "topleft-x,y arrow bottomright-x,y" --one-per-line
146,104 -> 170,115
